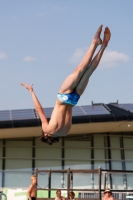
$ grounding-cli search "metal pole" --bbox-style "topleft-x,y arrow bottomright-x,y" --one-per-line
70,172 -> 73,189
104,172 -> 106,190
67,168 -> 70,198
32,137 -> 35,174
2,139 -> 6,188
48,170 -> 51,198
98,167 -> 101,200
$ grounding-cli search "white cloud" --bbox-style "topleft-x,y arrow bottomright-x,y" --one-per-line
70,47 -> 88,64
100,50 -> 130,68
37,6 -> 68,18
0,52 -> 7,60
70,48 -> 130,69
50,5 -> 68,12
50,6 -> 60,12
38,12 -> 46,17
23,56 -> 36,62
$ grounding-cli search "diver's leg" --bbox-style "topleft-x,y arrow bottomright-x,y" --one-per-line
75,27 -> 111,95
59,25 -> 103,94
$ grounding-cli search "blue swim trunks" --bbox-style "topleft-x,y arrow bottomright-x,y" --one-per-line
57,90 -> 80,106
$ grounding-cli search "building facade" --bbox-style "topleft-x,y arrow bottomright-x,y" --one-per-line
0,102 -> 133,190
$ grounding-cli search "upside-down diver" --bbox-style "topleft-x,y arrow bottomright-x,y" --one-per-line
21,25 -> 111,145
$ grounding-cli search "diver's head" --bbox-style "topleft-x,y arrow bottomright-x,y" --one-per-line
39,130 -> 60,146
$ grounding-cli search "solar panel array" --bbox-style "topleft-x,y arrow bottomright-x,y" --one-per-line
72,106 -> 85,116
81,105 -> 110,115
118,104 -> 133,113
72,104 -> 110,116
0,104 -> 111,121
0,110 -> 11,121
12,109 -> 35,120
0,109 -> 36,121
43,107 -> 53,118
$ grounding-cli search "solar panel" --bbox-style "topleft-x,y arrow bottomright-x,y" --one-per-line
12,109 -> 35,120
81,105 -> 110,115
0,110 -> 11,121
43,107 -> 53,118
118,104 -> 133,113
0,103 -> 121,122
72,106 -> 85,116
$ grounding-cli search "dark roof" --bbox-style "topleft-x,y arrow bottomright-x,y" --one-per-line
1,103 -> 133,128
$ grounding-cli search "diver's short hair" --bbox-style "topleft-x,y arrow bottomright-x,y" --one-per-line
39,131 -> 60,146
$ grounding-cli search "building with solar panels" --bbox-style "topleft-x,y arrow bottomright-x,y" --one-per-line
0,101 -> 133,198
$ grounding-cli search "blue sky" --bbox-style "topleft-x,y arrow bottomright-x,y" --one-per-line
0,0 -> 133,110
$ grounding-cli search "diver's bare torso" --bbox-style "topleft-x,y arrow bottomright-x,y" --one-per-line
42,99 -> 73,137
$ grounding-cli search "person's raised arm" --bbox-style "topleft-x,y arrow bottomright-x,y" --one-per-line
21,83 -> 48,126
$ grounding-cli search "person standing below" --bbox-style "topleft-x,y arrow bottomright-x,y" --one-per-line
68,191 -> 76,200
102,188 -> 115,200
55,190 -> 65,200
27,174 -> 37,200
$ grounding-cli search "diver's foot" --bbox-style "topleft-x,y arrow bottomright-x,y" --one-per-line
93,25 -> 103,45
102,27 -> 111,47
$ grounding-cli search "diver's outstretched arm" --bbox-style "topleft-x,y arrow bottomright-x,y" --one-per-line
21,83 -> 48,125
